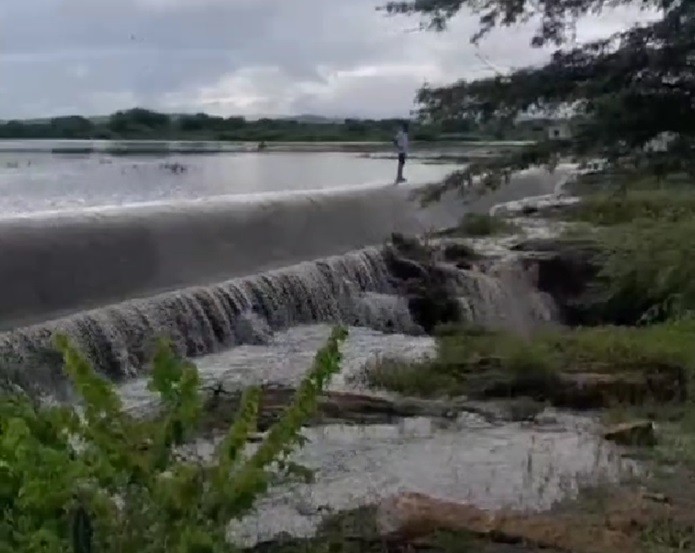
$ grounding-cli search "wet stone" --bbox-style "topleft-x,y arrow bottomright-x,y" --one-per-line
603,421 -> 657,447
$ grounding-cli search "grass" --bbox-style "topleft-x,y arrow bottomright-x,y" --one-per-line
568,218 -> 695,324
548,188 -> 695,324
437,213 -> 520,238
362,322 -> 695,403
565,171 -> 695,196
565,189 -> 695,226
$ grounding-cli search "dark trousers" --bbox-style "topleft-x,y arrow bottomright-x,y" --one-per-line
397,153 -> 406,181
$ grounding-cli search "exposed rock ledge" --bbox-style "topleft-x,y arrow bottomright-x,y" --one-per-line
374,490 -> 673,553
250,488 -> 685,553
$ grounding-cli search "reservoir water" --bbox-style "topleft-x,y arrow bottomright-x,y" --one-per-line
0,143 -> 459,216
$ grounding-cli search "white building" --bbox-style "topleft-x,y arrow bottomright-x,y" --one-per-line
643,132 -> 678,153
547,122 -> 572,140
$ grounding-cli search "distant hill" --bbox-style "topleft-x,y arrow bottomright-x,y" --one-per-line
283,114 -> 345,124
1,113 -> 346,125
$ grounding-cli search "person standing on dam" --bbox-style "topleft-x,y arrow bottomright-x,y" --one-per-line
393,121 -> 409,184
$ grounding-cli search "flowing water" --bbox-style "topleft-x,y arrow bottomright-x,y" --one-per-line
225,415 -> 636,547
115,323 -> 638,547
0,245 -> 555,393
0,172 -> 634,545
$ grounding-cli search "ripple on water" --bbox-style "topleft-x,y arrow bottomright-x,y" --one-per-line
217,415 -> 636,547
118,324 -> 639,548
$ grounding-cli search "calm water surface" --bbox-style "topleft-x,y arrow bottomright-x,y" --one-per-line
0,145 -> 458,216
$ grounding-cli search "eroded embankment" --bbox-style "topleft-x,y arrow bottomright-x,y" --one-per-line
0,167 -> 569,330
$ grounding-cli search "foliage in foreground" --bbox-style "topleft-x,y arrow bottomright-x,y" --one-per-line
0,327 -> 348,553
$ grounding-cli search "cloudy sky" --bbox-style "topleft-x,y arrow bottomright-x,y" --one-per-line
0,0 -> 656,119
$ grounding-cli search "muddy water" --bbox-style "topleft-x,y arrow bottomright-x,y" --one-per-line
118,324 -> 639,547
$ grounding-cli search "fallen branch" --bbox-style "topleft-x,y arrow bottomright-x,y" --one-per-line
199,384 -> 495,434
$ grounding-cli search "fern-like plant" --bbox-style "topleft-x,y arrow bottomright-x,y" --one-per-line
0,326 -> 348,553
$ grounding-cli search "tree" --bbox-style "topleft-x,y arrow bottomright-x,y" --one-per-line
49,116 -> 95,139
109,108 -> 171,135
383,0 -> 695,198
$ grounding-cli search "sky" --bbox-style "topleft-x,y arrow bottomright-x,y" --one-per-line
0,0 -> 658,120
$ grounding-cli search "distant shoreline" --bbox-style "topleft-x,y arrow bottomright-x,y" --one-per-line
0,139 -> 534,155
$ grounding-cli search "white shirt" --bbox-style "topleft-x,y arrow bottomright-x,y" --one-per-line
395,130 -> 409,154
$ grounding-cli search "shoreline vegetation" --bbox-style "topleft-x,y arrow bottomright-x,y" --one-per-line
359,175 -> 695,552
0,108 -> 547,144
0,138 -> 533,156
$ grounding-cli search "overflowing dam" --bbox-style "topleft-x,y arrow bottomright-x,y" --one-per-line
0,166 -> 567,329
1,149 -> 636,545
0,161 -> 570,396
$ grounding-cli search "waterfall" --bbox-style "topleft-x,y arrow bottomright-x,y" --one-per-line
0,248 -> 402,392
0,246 -> 558,395
453,260 -> 558,335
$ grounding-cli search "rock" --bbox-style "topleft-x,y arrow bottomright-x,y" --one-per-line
441,241 -> 479,270
603,421 -> 657,446
556,367 -> 687,408
384,253 -> 428,281
641,491 -> 669,504
384,242 -> 462,334
390,232 -> 430,259
376,492 -> 495,539
376,492 -> 637,553
505,398 -> 546,422
466,365 -> 686,409
513,238 -> 601,325
492,195 -> 581,218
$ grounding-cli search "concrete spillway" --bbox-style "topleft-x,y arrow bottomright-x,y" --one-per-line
0,168 -> 567,330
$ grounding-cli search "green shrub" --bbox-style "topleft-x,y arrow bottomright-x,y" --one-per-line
362,322 -> 695,398
567,190 -> 695,226
587,219 -> 695,323
0,327 -> 348,553
438,213 -> 519,238
560,189 -> 695,323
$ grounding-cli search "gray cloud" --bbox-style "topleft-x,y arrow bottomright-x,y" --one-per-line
0,0 -> 657,119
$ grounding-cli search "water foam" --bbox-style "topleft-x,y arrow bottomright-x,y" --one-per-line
0,248 -> 396,390
0,244 -> 556,394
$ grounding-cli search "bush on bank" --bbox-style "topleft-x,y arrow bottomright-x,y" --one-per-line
363,321 -> 695,400
552,186 -> 695,324
437,213 -> 520,237
566,189 -> 695,227
0,327 -> 348,553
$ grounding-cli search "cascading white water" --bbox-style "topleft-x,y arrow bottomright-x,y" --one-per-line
0,245 -> 558,394
0,248 -> 398,391
453,259 -> 558,335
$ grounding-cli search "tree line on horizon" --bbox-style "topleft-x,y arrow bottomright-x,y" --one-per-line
0,107 -> 548,143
